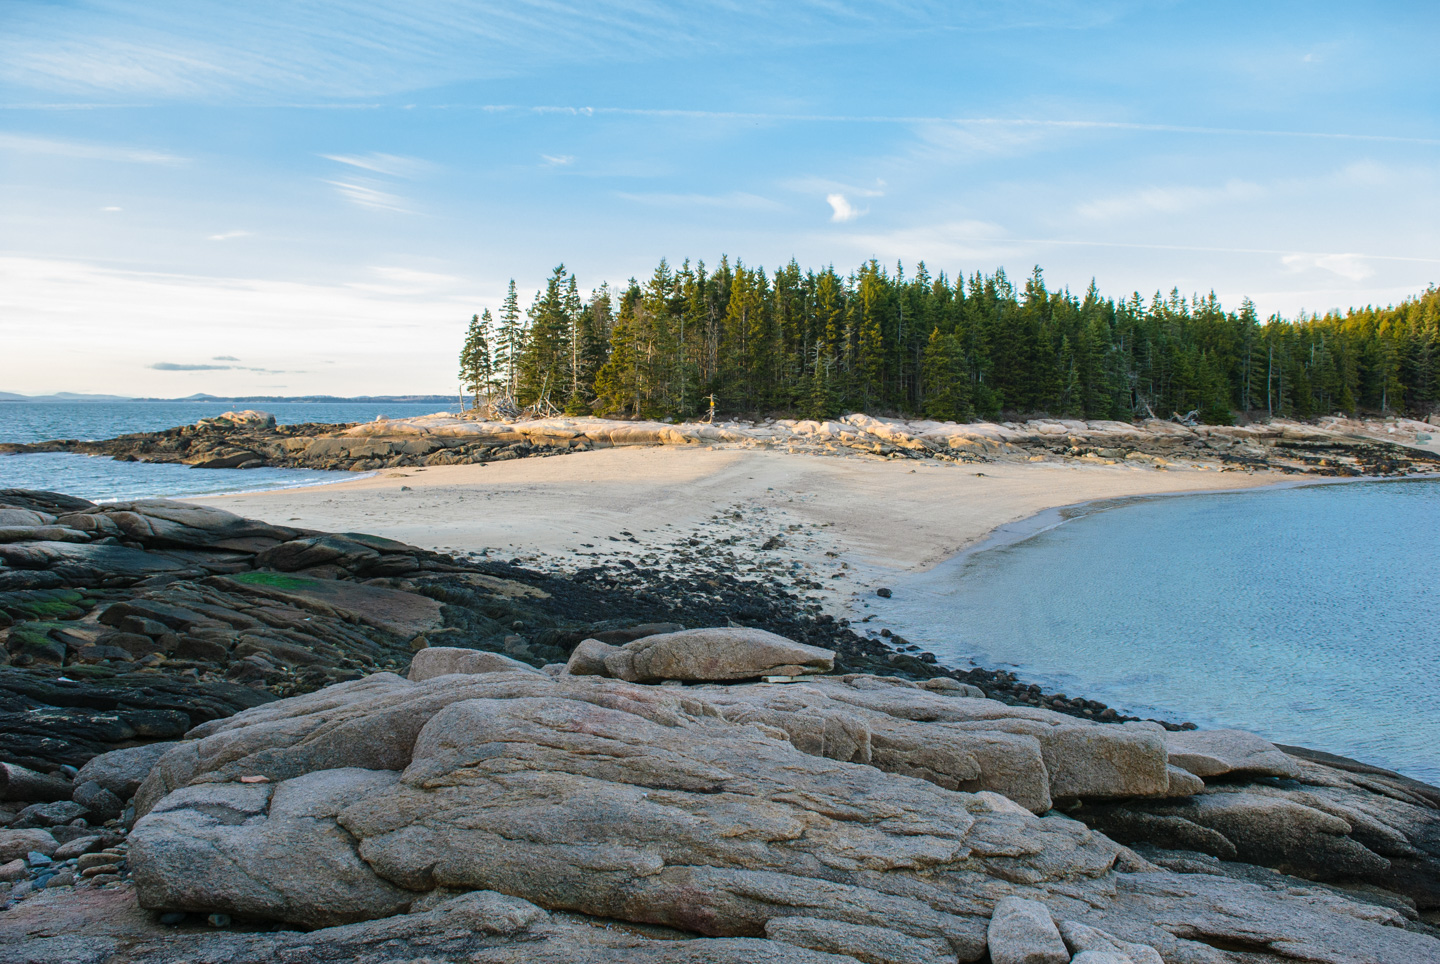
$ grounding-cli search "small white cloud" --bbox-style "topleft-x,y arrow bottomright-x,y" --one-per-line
541,154 -> 575,166
207,230 -> 251,241
1281,252 -> 1374,282
101,206 -> 122,212
827,193 -> 861,222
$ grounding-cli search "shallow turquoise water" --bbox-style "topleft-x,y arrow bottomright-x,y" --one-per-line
882,479 -> 1440,784
0,400 -> 460,502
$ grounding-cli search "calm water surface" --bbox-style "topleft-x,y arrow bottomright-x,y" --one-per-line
0,401 -> 460,502
884,479 -> 1440,784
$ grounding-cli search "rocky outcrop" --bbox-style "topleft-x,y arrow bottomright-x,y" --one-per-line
4,489 -> 1439,961
5,410 -> 1437,476
122,669 -> 1440,962
1076,746 -> 1440,915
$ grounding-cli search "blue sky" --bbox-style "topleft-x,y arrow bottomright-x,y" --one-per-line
2,0 -> 1437,396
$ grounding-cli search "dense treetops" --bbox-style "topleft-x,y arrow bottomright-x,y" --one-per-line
459,258 -> 1440,424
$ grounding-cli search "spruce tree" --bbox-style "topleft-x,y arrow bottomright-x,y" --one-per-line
458,312 -> 493,409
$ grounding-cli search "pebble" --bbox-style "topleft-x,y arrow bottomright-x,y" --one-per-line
0,859 -> 26,883
77,853 -> 119,872
80,864 -> 120,877
26,852 -> 51,866
208,913 -> 232,927
47,870 -> 75,887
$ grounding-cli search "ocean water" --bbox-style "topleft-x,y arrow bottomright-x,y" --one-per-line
0,400 -> 460,503
883,478 -> 1440,784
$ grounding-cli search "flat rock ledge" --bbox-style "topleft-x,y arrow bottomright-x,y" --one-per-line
96,668 -> 1440,963
5,410 -> 1438,477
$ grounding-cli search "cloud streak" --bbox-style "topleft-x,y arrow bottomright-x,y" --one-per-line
0,132 -> 186,163
0,2 -> 1124,101
324,178 -> 410,212
443,106 -> 1440,147
321,152 -> 431,177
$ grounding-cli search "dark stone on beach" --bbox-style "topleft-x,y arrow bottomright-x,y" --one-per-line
876,587 -> 893,598
72,782 -> 123,822
0,763 -> 72,803
15,801 -> 87,827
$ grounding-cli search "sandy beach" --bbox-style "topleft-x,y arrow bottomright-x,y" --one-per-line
197,446 -> 1286,613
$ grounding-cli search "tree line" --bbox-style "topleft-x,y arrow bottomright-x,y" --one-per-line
459,258 -> 1440,424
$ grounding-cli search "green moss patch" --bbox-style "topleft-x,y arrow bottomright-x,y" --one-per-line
0,588 -> 89,621
231,571 -> 326,591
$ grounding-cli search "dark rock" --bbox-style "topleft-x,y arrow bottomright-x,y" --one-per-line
76,743 -> 180,800
72,782 -> 123,822
0,764 -> 72,803
876,587 -> 893,598
16,800 -> 88,827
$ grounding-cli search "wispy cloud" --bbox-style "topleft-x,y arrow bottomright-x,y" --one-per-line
614,190 -> 781,211
456,106 -> 1440,147
207,230 -> 251,241
541,153 -> 575,166
1281,252 -> 1375,282
320,152 -> 431,177
151,362 -> 230,371
1076,180 -> 1265,221
324,178 -> 410,212
153,359 -> 298,373
344,265 -> 466,296
101,206 -> 123,212
0,132 -> 186,164
826,193 -> 861,222
0,3 -> 1121,101
784,176 -> 886,199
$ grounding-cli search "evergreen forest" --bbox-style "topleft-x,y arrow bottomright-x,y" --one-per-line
458,259 -> 1440,425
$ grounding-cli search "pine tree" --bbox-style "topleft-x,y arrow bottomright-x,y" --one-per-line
496,280 -> 524,399
458,312 -> 494,408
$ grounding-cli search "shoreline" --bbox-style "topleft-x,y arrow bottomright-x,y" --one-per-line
876,472 -> 1440,783
191,444 -> 1292,614
888,468 -> 1440,586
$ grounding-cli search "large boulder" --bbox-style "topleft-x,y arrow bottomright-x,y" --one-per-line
196,410 -> 276,430
692,676 -> 1173,814
131,769 -> 414,928
0,763 -> 72,802
407,646 -> 544,681
598,627 -> 835,682
0,828 -> 58,861
1165,728 -> 1303,780
985,897 -> 1068,964
73,742 -> 180,801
